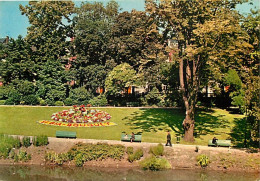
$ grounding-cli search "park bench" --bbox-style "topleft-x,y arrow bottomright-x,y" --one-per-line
56,131 -> 76,139
121,133 -> 142,142
208,139 -> 231,147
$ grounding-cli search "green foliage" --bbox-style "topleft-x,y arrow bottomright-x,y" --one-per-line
139,156 -> 171,171
89,95 -> 108,107
126,147 -> 134,155
0,135 -> 21,159
0,100 -> 5,105
67,143 -> 125,166
127,148 -> 143,163
17,150 -> 31,162
22,95 -> 39,105
5,90 -> 20,105
225,69 -> 242,91
105,63 -> 137,96
8,149 -> 16,159
74,153 -> 84,167
69,87 -> 93,105
54,101 -> 64,106
64,98 -> 73,106
32,135 -> 48,146
149,143 -> 164,156
39,99 -> 47,106
22,137 -> 31,148
197,154 -> 210,168
145,87 -> 162,106
45,152 -> 69,165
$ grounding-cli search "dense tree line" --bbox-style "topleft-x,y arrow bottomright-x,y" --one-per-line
0,0 -> 258,144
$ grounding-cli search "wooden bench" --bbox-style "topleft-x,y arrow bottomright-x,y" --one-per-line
121,133 -> 142,142
56,131 -> 76,139
208,139 -> 231,147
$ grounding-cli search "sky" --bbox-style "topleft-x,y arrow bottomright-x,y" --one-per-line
0,0 -> 259,39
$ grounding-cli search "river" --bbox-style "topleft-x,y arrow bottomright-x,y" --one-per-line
0,165 -> 259,181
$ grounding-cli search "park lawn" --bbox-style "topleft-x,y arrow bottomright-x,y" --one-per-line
0,106 -> 244,145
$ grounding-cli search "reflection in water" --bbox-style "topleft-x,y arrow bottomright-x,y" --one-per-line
0,165 -> 259,181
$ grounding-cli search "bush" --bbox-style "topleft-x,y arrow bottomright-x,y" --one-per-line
54,101 -> 64,106
33,135 -> 48,146
128,148 -> 143,163
22,95 -> 39,105
64,98 -> 73,106
39,99 -> 47,106
89,95 -> 108,107
69,87 -> 93,105
145,87 -> 162,106
0,135 -> 21,158
149,143 -> 164,156
139,156 -> 171,171
45,152 -> 69,165
68,143 -> 125,166
197,154 -> 210,168
17,150 -> 31,162
75,153 -> 84,167
22,137 -> 31,148
126,147 -> 134,155
6,90 -> 21,105
0,100 -> 5,105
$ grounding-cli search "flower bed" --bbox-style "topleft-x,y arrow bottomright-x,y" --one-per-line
51,105 -> 111,123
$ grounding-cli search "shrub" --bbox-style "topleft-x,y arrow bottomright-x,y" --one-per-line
126,147 -> 134,155
22,137 -> 31,148
17,150 -> 31,162
8,149 -> 16,159
64,98 -> 73,106
139,156 -> 171,171
39,99 -> 47,106
54,101 -> 64,106
128,148 -> 143,163
0,135 -> 21,159
45,152 -> 69,165
69,87 -> 93,105
149,143 -> 164,156
6,90 -> 21,105
75,153 -> 84,167
22,95 -> 39,105
68,143 -> 125,166
0,100 -> 5,105
197,154 -> 210,168
33,135 -> 48,146
89,95 -> 108,107
145,87 -> 162,106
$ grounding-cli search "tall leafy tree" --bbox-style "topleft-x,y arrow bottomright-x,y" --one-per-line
20,0 -> 75,103
0,36 -> 34,84
72,1 -> 119,91
146,0 -> 251,141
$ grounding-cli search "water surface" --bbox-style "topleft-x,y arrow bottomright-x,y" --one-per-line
0,165 -> 258,181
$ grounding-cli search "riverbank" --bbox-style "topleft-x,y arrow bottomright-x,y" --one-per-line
0,137 -> 259,173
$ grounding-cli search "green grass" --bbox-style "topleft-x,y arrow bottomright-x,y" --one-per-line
0,106 -> 244,145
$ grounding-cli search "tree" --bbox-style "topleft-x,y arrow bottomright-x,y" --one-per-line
71,1 -> 119,90
146,0 -> 251,141
20,1 -> 75,103
240,9 -> 260,146
105,63 -> 136,96
0,36 -> 34,84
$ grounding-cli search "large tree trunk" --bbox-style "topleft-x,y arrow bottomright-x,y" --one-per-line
179,58 -> 195,142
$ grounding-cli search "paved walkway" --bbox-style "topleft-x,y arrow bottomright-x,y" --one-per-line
48,137 -> 245,154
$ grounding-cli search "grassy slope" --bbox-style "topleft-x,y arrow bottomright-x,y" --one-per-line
0,106 -> 244,145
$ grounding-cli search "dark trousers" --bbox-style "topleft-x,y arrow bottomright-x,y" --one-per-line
166,140 -> 172,146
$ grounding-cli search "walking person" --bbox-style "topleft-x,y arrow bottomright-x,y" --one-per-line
165,131 -> 172,147
130,132 -> 135,143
